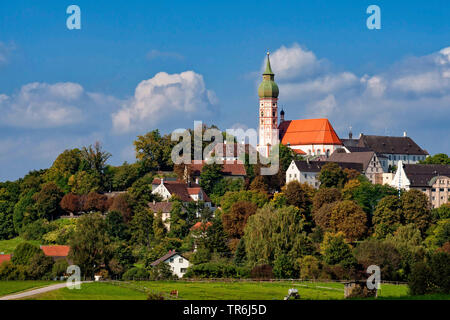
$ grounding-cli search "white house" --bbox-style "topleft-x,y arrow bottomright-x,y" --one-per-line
286,160 -> 363,189
151,178 -> 212,208
150,250 -> 191,278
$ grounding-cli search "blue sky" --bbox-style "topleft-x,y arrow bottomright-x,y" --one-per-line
0,0 -> 449,181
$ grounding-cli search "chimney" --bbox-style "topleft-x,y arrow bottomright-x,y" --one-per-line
403,131 -> 407,137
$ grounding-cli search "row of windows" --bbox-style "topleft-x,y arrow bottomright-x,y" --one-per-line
431,188 -> 449,192
388,155 -> 425,161
169,258 -> 184,264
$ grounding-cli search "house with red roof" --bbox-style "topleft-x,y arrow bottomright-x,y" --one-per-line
40,245 -> 71,262
0,254 -> 11,265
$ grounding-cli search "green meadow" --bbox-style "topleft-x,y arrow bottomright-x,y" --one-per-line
1,280 -> 448,300
0,281 -> 57,297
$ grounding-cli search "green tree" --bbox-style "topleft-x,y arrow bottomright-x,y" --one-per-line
343,178 -> 397,215
153,211 -> 167,242
312,187 -> 342,213
199,163 -> 223,195
27,251 -> 54,280
283,181 -> 315,221
373,195 -> 402,238
354,239 -> 402,280
130,209 -> 154,248
222,201 -> 258,239
13,190 -> 37,233
68,213 -> 111,279
299,255 -> 321,280
45,148 -> 85,193
81,141 -> 112,189
401,189 -> 432,234
33,182 -> 64,221
233,238 -> 247,266
244,205 -> 313,273
134,130 -> 175,172
318,163 -> 348,189
68,171 -> 101,195
320,232 -> 356,268
12,242 -> 41,265
220,190 -> 269,215
106,210 -> 129,241
419,153 -> 450,165
330,200 -> 368,242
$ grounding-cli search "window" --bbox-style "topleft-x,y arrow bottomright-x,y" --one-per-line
393,156 -> 396,160
169,258 -> 174,263
413,156 -> 416,161
389,155 -> 392,160
440,188 -> 444,192
179,258 -> 183,263
432,188 -> 436,192
180,268 -> 187,273
304,174 -> 307,179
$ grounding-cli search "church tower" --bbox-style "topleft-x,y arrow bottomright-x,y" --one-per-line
257,52 -> 280,158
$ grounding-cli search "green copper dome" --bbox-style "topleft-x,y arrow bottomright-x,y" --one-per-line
258,52 -> 279,98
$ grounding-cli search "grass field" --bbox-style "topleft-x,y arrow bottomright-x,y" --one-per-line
0,281 -> 57,297
2,280 -> 447,300
0,237 -> 41,254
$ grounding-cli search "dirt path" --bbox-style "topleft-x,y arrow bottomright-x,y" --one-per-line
0,282 -> 91,300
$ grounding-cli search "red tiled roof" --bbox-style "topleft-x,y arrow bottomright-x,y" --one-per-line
188,160 -> 246,176
187,187 -> 202,195
279,119 -> 342,146
40,245 -> 70,257
191,221 -> 213,231
0,254 -> 11,264
292,149 -> 307,155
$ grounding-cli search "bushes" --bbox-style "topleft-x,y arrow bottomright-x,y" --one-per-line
122,267 -> 150,281
12,242 -> 41,265
184,263 -> 250,279
250,264 -> 274,279
408,252 -> 450,295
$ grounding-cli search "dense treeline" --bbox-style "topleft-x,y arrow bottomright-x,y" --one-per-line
0,130 -> 449,296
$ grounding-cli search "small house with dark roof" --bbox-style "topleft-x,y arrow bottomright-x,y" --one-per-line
151,179 -> 211,206
150,250 -> 190,278
390,161 -> 450,208
148,201 -> 175,231
327,151 -> 384,184
286,160 -> 363,189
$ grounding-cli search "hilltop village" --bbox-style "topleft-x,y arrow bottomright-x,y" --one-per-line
0,53 -> 449,296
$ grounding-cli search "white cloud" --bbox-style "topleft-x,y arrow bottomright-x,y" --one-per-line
262,43 -> 322,80
112,71 -> 218,133
0,42 -> 15,65
265,44 -> 450,149
0,82 -> 122,129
